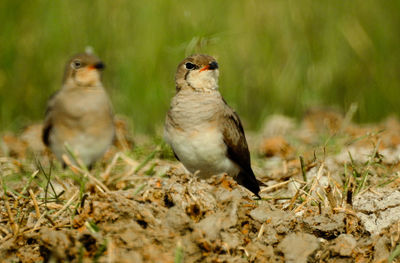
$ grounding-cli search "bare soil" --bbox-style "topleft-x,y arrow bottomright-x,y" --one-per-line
1,111 -> 400,262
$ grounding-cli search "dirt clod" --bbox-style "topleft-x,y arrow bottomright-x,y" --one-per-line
302,213 -> 346,239
277,232 -> 319,263
373,236 -> 390,262
330,234 -> 356,256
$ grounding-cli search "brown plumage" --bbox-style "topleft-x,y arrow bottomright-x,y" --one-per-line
164,54 -> 260,196
42,52 -> 114,169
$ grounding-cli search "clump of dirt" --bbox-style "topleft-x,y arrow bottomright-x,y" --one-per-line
1,112 -> 400,262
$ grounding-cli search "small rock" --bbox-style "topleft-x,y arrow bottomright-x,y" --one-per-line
118,250 -> 143,263
260,135 -> 294,158
374,236 -> 390,262
259,225 -> 279,245
262,114 -> 295,137
196,212 -> 224,241
331,234 -> 356,257
20,123 -> 47,153
221,231 -> 242,250
165,206 -> 192,233
38,228 -> 79,260
354,189 -> 400,234
216,188 -> 243,203
249,206 -> 271,223
245,241 -> 275,261
196,205 -> 239,242
249,208 -> 286,224
302,213 -> 346,239
278,233 -> 319,263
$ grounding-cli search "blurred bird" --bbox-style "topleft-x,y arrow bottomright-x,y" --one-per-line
164,54 -> 260,197
42,52 -> 114,169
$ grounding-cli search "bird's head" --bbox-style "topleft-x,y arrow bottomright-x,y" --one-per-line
175,54 -> 219,92
63,53 -> 105,87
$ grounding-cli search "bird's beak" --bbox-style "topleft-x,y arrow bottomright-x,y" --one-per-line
199,61 -> 219,72
88,62 -> 105,70
199,65 -> 210,72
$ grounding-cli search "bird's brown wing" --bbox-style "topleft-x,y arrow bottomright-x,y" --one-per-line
221,108 -> 251,170
220,101 -> 260,196
42,91 -> 59,147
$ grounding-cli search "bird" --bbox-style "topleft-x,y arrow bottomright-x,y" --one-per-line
42,52 -> 115,169
164,54 -> 260,197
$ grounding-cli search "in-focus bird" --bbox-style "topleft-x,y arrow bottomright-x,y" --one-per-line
42,52 -> 114,169
164,54 -> 260,197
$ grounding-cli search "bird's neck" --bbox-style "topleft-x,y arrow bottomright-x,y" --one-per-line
177,82 -> 219,94
169,90 -> 223,129
63,79 -> 103,91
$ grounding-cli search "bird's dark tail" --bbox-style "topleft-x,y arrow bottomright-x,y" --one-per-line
235,169 -> 260,198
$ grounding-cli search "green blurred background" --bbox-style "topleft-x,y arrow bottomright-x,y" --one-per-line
1,0 -> 399,134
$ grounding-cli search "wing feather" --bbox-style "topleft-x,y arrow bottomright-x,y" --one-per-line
42,91 -> 59,147
220,100 -> 260,196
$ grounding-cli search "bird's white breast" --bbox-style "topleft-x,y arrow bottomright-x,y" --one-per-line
165,125 -> 239,178
51,132 -> 112,166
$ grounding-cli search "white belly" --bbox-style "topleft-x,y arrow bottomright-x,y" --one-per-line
165,127 -> 239,178
50,130 -> 113,167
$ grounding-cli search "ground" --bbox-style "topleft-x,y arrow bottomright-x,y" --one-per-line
1,110 -> 400,262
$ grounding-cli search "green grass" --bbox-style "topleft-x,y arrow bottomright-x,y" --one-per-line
1,1 -> 400,133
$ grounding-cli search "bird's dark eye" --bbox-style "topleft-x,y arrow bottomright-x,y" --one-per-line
185,62 -> 196,70
71,60 -> 82,69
